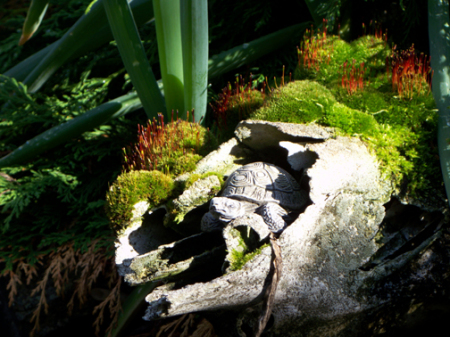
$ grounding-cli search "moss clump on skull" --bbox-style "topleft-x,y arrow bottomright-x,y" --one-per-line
105,170 -> 174,232
253,80 -> 336,124
124,119 -> 218,177
184,171 -> 225,190
249,35 -> 441,203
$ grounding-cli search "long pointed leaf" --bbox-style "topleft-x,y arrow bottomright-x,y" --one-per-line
0,23 -> 308,168
207,22 -> 308,79
21,0 -> 154,93
153,0 -> 185,116
6,0 -> 155,84
428,0 -> 450,207
0,92 -> 142,168
304,0 -> 325,26
4,44 -> 53,82
181,0 -> 208,123
103,0 -> 166,119
108,282 -> 158,337
19,0 -> 49,46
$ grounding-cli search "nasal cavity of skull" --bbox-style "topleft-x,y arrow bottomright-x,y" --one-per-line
235,225 -> 263,250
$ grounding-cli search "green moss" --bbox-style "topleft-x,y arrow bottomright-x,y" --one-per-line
124,120 -> 218,177
105,170 -> 174,231
185,171 -> 225,190
173,120 -> 219,157
229,240 -> 270,271
227,227 -> 269,271
324,102 -> 379,136
253,80 -> 336,124
160,153 -> 202,178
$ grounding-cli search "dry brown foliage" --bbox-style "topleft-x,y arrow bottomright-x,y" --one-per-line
1,238 -> 121,337
156,313 -> 217,337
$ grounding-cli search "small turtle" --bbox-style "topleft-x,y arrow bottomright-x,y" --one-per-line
201,162 -> 307,234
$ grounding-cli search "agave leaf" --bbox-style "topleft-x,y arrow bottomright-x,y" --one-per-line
181,0 -> 208,123
107,282 -> 159,337
0,92 -> 142,168
20,0 -> 154,93
0,23 -> 308,168
428,0 -> 450,206
103,0 -> 165,119
207,22 -> 307,79
4,44 -> 53,82
19,0 -> 49,46
153,0 -> 185,117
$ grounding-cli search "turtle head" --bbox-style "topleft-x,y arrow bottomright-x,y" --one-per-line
209,197 -> 247,222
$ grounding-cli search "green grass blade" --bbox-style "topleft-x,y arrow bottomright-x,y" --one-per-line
0,23 -> 307,168
107,282 -> 159,337
0,92 -> 142,168
428,0 -> 450,207
153,0 -> 185,117
103,0 -> 166,119
19,0 -> 49,46
303,0 -> 325,26
21,0 -> 154,93
4,43 -> 53,82
208,22 -> 308,79
181,0 -> 208,123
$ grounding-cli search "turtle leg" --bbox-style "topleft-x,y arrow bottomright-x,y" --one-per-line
258,203 -> 288,234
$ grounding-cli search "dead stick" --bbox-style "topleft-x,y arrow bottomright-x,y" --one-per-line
254,233 -> 282,337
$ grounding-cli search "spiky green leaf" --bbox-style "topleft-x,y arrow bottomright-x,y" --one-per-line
103,0 -> 165,119
428,0 -> 450,206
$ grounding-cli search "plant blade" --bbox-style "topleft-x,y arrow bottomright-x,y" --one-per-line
181,0 -> 209,123
103,0 -> 166,119
4,43 -> 53,82
428,0 -> 450,207
20,0 -> 155,93
153,0 -> 185,117
19,0 -> 49,46
0,92 -> 142,168
208,22 -> 308,79
108,282 -> 159,337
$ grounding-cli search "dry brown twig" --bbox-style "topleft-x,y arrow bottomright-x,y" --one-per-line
156,313 -> 217,337
94,273 -> 122,337
254,233 -> 283,337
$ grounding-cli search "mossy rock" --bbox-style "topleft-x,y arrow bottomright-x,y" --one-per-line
105,170 -> 174,232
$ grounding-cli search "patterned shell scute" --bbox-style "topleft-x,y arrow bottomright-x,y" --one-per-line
222,162 -> 303,210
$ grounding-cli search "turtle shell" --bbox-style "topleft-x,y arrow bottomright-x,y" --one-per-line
222,162 -> 303,210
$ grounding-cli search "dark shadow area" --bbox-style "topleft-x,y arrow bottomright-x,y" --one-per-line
128,207 -> 182,255
360,197 -> 445,271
